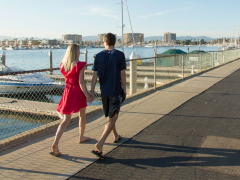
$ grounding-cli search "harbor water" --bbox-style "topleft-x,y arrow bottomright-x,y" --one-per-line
0,46 -> 220,70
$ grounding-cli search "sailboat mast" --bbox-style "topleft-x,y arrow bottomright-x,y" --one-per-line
121,0 -> 124,52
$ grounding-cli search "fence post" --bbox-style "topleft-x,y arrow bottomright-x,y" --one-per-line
200,53 -> 201,72
49,49 -> 53,75
223,51 -> 225,63
85,49 -> 88,64
154,48 -> 156,89
212,52 -> 214,67
228,50 -> 229,62
1,51 -> 6,65
130,52 -> 137,95
182,55 -> 184,79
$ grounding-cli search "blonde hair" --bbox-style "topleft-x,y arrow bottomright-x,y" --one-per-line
61,43 -> 80,72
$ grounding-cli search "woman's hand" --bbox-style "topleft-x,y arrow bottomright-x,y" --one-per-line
86,94 -> 94,102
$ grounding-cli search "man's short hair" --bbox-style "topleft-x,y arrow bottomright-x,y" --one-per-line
103,33 -> 116,46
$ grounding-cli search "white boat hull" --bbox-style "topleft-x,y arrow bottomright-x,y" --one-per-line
0,83 -> 58,94
0,66 -> 62,94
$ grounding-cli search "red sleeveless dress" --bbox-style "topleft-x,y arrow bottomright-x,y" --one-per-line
56,61 -> 87,114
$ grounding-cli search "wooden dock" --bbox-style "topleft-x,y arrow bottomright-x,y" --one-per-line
47,74 -> 182,86
0,97 -> 101,118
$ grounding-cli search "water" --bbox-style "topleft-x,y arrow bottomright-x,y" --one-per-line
0,115 -> 46,140
0,46 -> 220,70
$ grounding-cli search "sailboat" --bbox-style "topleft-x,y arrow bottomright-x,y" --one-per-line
222,21 -> 239,50
120,0 -> 140,59
145,43 -> 154,48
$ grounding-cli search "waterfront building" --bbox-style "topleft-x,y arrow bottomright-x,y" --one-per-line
28,40 -> 39,46
5,40 -> 17,46
164,32 -> 176,43
98,34 -> 117,43
18,40 -> 27,46
62,34 -> 82,44
1,41 -> 6,46
98,34 -> 106,43
1,40 -> 7,46
41,39 -> 49,45
41,39 -> 58,45
49,39 -> 58,45
65,40 -> 74,44
123,33 -> 144,44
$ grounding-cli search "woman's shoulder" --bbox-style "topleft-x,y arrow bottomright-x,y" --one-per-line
76,61 -> 86,71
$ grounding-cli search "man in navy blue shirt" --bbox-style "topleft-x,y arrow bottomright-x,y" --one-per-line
90,33 -> 126,158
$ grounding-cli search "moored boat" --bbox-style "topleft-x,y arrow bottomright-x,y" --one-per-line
0,64 -> 62,94
5,46 -> 15,50
0,46 -> 7,50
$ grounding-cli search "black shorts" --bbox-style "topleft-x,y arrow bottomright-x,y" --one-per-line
102,95 -> 122,118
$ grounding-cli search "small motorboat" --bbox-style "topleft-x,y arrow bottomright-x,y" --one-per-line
5,46 -> 15,50
0,64 -> 61,94
145,43 -> 154,48
0,46 -> 7,50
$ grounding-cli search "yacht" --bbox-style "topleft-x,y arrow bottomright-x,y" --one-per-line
32,46 -> 39,50
18,46 -> 26,50
128,44 -> 134,48
0,46 -> 6,50
0,64 -> 61,94
145,43 -> 154,48
5,46 -> 15,50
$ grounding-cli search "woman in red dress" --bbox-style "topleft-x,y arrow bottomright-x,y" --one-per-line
50,44 -> 93,156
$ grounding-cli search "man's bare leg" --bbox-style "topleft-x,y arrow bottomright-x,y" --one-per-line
95,113 -> 118,153
112,123 -> 120,141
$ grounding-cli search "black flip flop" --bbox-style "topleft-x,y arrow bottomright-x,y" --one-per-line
113,134 -> 122,143
91,150 -> 105,159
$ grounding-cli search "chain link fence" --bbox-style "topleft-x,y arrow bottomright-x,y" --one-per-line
0,48 -> 240,146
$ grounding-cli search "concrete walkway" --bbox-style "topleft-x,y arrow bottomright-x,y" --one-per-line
70,60 -> 240,180
1,59 -> 240,180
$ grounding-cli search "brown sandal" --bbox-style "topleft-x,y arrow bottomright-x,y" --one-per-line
49,151 -> 61,157
113,134 -> 122,143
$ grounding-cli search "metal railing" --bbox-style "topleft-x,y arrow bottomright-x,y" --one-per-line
0,48 -> 239,146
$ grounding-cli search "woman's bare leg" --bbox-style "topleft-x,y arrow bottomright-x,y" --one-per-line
79,107 -> 89,142
51,114 -> 71,153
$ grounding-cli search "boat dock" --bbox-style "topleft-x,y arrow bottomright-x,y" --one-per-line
0,97 -> 101,118
46,66 -> 192,87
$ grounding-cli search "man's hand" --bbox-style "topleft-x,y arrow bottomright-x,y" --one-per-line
89,91 -> 95,99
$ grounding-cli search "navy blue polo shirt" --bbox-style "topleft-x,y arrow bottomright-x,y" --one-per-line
92,49 -> 126,96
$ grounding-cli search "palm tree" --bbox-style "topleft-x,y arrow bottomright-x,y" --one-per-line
117,38 -> 122,45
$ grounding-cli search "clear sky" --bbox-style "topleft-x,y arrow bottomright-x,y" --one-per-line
0,0 -> 239,39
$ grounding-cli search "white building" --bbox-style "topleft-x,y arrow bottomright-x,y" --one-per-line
62,34 -> 82,44
164,32 -> 176,43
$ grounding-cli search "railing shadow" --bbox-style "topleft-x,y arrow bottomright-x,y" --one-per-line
95,139 -> 240,168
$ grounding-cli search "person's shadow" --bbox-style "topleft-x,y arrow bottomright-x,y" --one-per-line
94,139 -> 240,168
